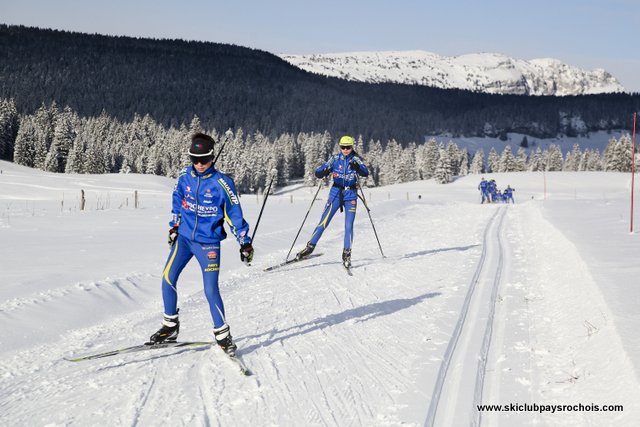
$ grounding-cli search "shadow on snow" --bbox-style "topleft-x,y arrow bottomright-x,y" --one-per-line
239,291 -> 441,354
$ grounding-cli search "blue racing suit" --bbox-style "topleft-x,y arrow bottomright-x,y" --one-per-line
488,180 -> 497,203
504,187 -> 515,203
309,152 -> 369,250
478,179 -> 489,204
162,165 -> 251,328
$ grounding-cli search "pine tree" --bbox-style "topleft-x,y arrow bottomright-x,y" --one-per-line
446,141 -> 460,176
423,139 -> 439,179
13,115 -> 38,167
273,132 -> 295,187
469,149 -> 484,174
585,149 -> 603,171
498,145 -> 517,172
302,132 -> 331,186
603,136 -> 628,171
544,144 -> 564,171
515,147 -> 527,172
528,147 -> 544,171
44,106 -> 77,172
434,147 -> 451,184
32,103 -> 58,169
65,123 -> 88,173
398,142 -> 418,182
0,98 -> 19,161
189,115 -> 203,135
563,143 -> 582,171
458,148 -> 470,176
364,139 -> 383,186
379,139 -> 403,185
487,147 -> 499,173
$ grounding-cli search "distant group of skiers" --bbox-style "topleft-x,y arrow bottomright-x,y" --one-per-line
478,177 -> 515,204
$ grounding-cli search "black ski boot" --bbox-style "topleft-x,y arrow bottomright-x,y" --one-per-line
342,248 -> 352,268
148,313 -> 180,344
296,242 -> 316,260
214,324 -> 237,356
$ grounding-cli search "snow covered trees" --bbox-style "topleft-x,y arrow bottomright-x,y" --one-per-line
469,149 -> 485,174
3,97 -> 636,189
544,144 -> 564,171
434,146 -> 452,184
603,134 -> 637,172
0,99 -> 19,161
45,107 -> 77,173
498,146 -> 517,172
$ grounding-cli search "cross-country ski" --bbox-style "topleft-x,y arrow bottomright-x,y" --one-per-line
264,253 -> 324,272
65,341 -> 214,362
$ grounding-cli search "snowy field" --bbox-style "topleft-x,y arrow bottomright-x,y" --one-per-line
1,159 -> 639,426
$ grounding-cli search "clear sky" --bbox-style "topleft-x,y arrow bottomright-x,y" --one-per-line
2,0 -> 639,92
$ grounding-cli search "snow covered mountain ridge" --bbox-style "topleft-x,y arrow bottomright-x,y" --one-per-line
279,51 -> 625,96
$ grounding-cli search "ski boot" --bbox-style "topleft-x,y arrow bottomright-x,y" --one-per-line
214,324 -> 237,356
342,248 -> 352,269
296,242 -> 315,260
148,312 -> 180,344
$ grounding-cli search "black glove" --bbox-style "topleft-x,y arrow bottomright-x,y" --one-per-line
315,168 -> 331,179
168,225 -> 179,246
349,160 -> 361,173
240,243 -> 254,263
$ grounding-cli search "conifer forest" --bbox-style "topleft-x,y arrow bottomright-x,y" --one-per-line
0,24 -> 638,190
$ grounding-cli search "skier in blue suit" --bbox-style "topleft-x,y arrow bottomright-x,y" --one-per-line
478,177 -> 489,204
488,179 -> 497,203
149,133 -> 254,356
295,136 -> 369,268
504,185 -> 515,204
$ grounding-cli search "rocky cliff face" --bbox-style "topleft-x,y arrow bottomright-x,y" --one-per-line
279,51 -> 625,96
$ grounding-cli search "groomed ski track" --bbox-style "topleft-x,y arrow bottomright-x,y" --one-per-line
425,206 -> 507,426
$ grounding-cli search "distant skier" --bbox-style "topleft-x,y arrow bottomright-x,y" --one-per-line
478,177 -> 489,204
488,179 -> 497,203
148,133 -> 254,356
294,136 -> 369,268
504,185 -> 515,204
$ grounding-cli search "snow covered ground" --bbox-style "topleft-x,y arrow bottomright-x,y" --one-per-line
1,160 -> 639,426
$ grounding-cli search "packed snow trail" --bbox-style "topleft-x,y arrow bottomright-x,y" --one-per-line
425,206 -> 507,426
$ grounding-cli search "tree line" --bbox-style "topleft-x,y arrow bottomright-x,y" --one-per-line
1,99 -> 636,192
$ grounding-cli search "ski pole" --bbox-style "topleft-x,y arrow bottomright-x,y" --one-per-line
356,180 -> 385,258
213,140 -> 227,166
251,172 -> 276,243
285,180 -> 323,261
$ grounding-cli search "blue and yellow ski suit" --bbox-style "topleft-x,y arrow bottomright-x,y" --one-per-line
162,165 -> 251,328
309,152 -> 369,249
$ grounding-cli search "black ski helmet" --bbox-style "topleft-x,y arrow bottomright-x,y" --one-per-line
189,133 -> 215,157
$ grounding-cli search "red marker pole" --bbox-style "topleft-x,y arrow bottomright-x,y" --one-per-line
631,112 -> 637,233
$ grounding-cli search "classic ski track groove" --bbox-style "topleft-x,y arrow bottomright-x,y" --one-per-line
131,366 -> 158,427
424,206 -> 507,427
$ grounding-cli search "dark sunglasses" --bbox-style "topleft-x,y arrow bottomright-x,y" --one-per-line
190,155 -> 213,165
339,145 -> 353,150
